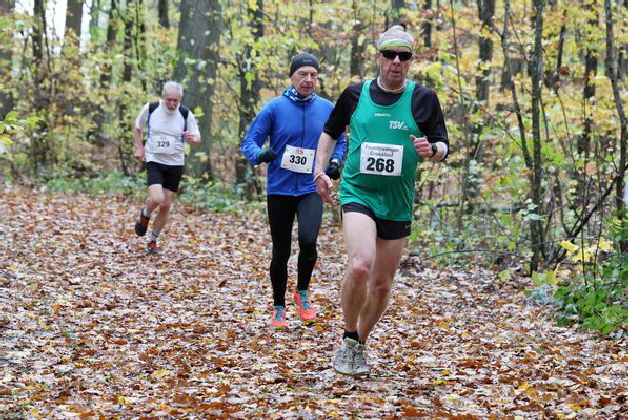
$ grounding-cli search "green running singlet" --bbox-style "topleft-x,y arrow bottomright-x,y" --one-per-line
339,79 -> 423,221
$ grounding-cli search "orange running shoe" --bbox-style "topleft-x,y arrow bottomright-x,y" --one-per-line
294,289 -> 316,323
271,306 -> 288,329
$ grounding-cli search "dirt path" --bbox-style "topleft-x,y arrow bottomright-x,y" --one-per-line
1,190 -> 626,419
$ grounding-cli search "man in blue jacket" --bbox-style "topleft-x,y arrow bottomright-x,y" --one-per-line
241,53 -> 347,329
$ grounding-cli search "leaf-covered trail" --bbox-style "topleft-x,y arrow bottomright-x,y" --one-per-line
1,190 -> 626,419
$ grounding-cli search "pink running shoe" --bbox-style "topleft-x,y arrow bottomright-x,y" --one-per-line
271,306 -> 288,329
294,289 -> 316,323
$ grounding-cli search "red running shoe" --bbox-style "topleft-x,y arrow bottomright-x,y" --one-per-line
134,208 -> 150,237
147,240 -> 159,254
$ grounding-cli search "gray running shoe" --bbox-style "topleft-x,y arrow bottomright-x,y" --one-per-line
333,338 -> 358,375
354,342 -> 370,375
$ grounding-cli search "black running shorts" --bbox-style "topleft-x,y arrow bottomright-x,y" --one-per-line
342,202 -> 411,240
146,161 -> 184,193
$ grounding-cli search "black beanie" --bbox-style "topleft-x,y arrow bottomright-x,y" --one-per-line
289,53 -> 320,76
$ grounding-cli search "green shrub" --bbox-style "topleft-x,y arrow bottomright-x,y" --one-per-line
553,216 -> 628,337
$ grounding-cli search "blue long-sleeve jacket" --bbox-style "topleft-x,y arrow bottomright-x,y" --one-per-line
240,91 -> 347,196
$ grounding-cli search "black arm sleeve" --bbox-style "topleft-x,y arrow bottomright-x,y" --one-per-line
322,83 -> 363,139
411,86 -> 449,149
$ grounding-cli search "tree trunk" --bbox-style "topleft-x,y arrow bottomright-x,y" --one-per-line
117,4 -> 135,176
89,0 -> 118,144
391,0 -> 405,25
350,0 -> 366,79
604,0 -> 627,215
475,0 -> 494,104
235,0 -> 263,200
0,0 -> 15,119
89,0 -> 100,40
174,0 -> 221,179
548,8 -> 566,94
31,0 -> 51,172
421,0 -> 433,48
530,0 -> 545,271
64,0 -> 84,44
158,0 -> 169,28
501,0 -> 535,269
134,0 -> 147,91
472,0 -> 494,159
580,3 -> 598,156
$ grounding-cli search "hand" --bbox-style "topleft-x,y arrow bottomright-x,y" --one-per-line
133,146 -> 145,161
258,149 -> 277,163
412,135 -> 435,158
326,159 -> 341,180
314,172 -> 336,204
183,131 -> 200,145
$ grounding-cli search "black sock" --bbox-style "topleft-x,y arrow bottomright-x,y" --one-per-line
343,330 -> 359,342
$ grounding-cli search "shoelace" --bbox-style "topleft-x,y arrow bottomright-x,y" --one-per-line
298,291 -> 310,310
340,344 -> 354,363
274,307 -> 284,321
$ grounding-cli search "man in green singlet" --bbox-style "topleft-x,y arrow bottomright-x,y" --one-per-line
313,25 -> 450,375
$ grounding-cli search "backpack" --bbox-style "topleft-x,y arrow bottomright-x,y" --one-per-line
146,101 -> 190,142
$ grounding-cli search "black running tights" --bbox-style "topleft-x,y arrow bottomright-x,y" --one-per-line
267,193 -> 323,306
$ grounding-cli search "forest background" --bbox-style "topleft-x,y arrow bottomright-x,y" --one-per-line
0,0 -> 627,337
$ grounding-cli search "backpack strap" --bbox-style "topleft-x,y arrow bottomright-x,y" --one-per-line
178,106 -> 189,142
146,101 -> 160,141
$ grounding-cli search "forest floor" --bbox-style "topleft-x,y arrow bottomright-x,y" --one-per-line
1,189 -> 627,419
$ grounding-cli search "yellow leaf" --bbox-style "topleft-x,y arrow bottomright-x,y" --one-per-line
152,369 -> 170,378
118,396 -> 127,404
597,238 -> 613,252
517,382 -> 532,391
437,321 -> 450,330
573,249 -> 591,262
441,369 -> 451,375
560,240 -> 576,252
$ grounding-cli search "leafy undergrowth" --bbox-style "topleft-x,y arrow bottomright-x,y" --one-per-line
0,189 -> 626,419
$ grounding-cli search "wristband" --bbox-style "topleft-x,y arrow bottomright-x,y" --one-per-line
313,172 -> 325,182
430,143 -> 438,158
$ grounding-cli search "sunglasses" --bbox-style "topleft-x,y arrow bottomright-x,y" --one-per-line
380,50 -> 413,61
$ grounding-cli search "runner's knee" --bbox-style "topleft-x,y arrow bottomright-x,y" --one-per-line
348,257 -> 373,281
271,247 -> 291,266
371,280 -> 392,298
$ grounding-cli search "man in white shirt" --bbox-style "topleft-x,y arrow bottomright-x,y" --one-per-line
133,81 -> 201,254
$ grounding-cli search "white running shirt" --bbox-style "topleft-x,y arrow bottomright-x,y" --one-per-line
134,101 -> 200,166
